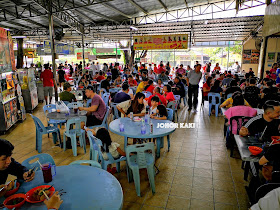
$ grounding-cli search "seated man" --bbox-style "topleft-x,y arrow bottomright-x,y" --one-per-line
225,79 -> 242,98
222,74 -> 233,87
128,75 -> 137,86
100,76 -> 111,93
136,77 -> 148,93
147,87 -> 167,106
0,139 -> 35,196
239,100 -> 280,142
157,71 -> 169,83
78,86 -> 106,127
113,83 -> 131,103
59,82 -> 76,102
244,78 -> 260,108
96,71 -> 106,82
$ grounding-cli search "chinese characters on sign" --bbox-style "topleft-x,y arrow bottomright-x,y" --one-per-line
133,34 -> 188,50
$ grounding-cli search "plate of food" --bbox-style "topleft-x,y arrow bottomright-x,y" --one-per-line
3,193 -> 26,209
25,185 -> 55,203
133,117 -> 142,122
5,180 -> 20,197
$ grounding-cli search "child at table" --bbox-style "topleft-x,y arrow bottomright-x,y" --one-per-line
150,96 -> 159,114
150,105 -> 167,120
85,128 -> 126,174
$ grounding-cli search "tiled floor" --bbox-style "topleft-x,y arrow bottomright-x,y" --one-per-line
0,101 -> 251,210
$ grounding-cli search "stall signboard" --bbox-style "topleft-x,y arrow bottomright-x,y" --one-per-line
133,34 -> 188,50
44,41 -> 52,54
242,50 -> 251,64
56,43 -> 69,54
77,52 -> 90,60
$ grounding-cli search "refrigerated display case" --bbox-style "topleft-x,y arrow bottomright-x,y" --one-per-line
18,68 -> 38,112
0,72 -> 18,133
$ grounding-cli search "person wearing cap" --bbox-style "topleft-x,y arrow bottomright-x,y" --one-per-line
78,86 -> 106,127
239,100 -> 280,142
59,82 -> 76,103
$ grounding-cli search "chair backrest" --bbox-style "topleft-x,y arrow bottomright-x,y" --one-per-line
229,116 -> 252,135
101,106 -> 110,126
126,143 -> 155,169
65,117 -> 82,135
166,108 -> 173,121
208,92 -> 221,105
62,101 -> 70,106
167,101 -> 176,110
102,93 -> 110,106
142,91 -> 152,98
30,114 -> 47,133
174,95 -> 181,101
227,93 -> 233,99
255,183 -> 280,202
87,131 -> 118,163
76,116 -> 87,130
87,99 -> 92,107
22,153 -> 55,170
43,104 -> 56,115
69,160 -> 101,169
67,102 -> 83,109
111,102 -> 120,119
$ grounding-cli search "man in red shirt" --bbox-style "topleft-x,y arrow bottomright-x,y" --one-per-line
96,71 -> 105,82
217,73 -> 224,81
147,87 -> 167,106
157,64 -> 166,75
40,65 -> 56,105
128,75 -> 137,86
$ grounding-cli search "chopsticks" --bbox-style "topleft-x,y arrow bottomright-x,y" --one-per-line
42,190 -> 50,201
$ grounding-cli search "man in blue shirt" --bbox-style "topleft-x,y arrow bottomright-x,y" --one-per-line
113,83 -> 131,103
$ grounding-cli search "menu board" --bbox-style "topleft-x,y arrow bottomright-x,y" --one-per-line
243,50 -> 251,64
133,34 -> 188,50
243,49 -> 260,64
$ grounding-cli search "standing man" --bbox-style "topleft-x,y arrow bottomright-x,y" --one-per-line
186,64 -> 202,111
40,64 -> 56,105
235,61 -> 241,73
111,63 -> 120,81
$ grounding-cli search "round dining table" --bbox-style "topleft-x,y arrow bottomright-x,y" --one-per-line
109,118 -> 176,157
3,165 -> 123,210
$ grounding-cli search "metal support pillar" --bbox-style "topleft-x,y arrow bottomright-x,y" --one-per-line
16,38 -> 24,68
116,43 -> 118,62
82,34 -> 85,68
259,36 -> 268,79
48,0 -> 58,101
227,41 -> 230,70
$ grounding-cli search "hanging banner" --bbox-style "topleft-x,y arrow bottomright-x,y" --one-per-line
44,41 -> 51,54
69,45 -> 74,55
0,27 -> 12,72
56,43 -> 69,54
133,34 -> 188,50
7,31 -> 16,71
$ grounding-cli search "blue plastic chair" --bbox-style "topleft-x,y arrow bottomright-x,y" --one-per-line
22,154 -> 55,170
43,104 -> 66,136
30,114 -> 61,153
126,143 -> 156,197
62,101 -> 70,106
167,101 -> 178,122
184,85 -> 188,106
208,92 -> 222,117
87,99 -> 92,107
67,102 -> 83,109
69,160 -> 101,169
142,91 -> 152,98
111,102 -> 120,120
63,117 -> 87,156
227,93 -> 233,99
88,106 -> 110,130
102,93 -> 110,106
87,131 -> 127,172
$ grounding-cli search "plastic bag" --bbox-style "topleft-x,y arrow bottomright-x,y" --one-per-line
55,101 -> 70,114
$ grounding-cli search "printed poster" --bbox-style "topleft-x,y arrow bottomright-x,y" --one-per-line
251,50 -> 260,64
0,27 -> 12,72
7,31 -> 16,71
267,52 -> 275,63
243,50 -> 251,64
44,41 -> 51,54
77,52 -> 90,60
133,34 -> 188,50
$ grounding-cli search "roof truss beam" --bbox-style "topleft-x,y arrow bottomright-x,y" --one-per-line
127,0 -> 148,15
101,2 -> 132,18
157,0 -> 168,11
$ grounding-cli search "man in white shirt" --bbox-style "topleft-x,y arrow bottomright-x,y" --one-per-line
90,62 -> 98,76
96,62 -> 100,72
235,61 -> 241,73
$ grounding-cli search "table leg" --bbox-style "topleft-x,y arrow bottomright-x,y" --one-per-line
124,136 -> 128,150
156,137 -> 161,158
244,161 -> 250,181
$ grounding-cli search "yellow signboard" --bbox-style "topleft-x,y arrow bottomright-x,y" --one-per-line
133,34 -> 188,50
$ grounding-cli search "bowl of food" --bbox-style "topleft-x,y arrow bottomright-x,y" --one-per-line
133,117 -> 141,122
25,185 -> 55,203
3,193 -> 26,209
271,136 -> 280,145
5,180 -> 20,197
248,146 -> 263,156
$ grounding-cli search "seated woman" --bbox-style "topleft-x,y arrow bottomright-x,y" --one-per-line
210,80 -> 223,96
225,79 -> 242,98
224,93 -> 257,146
156,79 -> 164,89
163,84 -> 175,102
144,80 -> 155,94
220,91 -> 251,108
117,92 -> 147,118
113,75 -> 122,86
150,104 -> 168,120
202,76 -> 212,101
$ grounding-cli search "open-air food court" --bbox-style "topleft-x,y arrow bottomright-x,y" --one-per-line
0,0 -> 280,209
